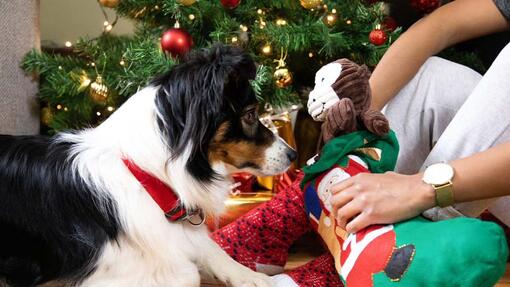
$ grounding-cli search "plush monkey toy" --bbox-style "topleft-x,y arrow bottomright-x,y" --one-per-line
307,59 -> 389,142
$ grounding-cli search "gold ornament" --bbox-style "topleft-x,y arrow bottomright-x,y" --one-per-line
89,75 -> 109,104
300,0 -> 323,10
274,68 -> 293,88
41,107 -> 54,126
273,50 -> 293,88
322,12 -> 337,27
177,0 -> 196,6
78,71 -> 92,91
99,0 -> 120,8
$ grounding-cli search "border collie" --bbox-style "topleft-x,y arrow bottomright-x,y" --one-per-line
0,45 -> 296,287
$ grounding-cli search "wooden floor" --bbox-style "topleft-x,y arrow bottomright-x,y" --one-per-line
201,253 -> 510,286
498,265 -> 510,287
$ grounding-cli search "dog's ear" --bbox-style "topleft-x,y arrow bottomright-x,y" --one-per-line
153,44 -> 257,182
213,44 -> 256,81
210,45 -> 257,112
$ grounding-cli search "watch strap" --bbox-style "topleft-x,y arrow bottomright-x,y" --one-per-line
434,181 -> 454,208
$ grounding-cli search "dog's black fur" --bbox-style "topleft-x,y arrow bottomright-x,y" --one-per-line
0,135 -> 121,286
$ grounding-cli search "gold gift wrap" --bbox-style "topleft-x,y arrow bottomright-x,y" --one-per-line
257,110 -> 297,191
256,176 -> 274,191
207,192 -> 274,231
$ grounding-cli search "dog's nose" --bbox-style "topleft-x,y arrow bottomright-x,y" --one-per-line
287,149 -> 297,162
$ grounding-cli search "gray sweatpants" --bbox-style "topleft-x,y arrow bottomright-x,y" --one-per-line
384,43 -> 510,226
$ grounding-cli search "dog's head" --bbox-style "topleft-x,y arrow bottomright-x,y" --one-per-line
153,45 -> 296,181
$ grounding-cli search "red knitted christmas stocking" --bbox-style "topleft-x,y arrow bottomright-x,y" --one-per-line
272,253 -> 344,287
212,172 -> 311,275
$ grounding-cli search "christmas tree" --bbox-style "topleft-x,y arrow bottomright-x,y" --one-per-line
22,0 -> 401,132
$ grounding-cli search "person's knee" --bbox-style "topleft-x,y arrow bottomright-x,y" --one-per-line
413,57 -> 481,108
419,56 -> 481,84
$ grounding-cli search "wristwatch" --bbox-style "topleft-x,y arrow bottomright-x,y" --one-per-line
422,163 -> 455,208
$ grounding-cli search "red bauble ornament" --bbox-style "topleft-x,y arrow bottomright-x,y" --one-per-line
160,28 -> 193,58
382,16 -> 398,32
410,0 -> 441,14
369,29 -> 388,46
220,0 -> 241,9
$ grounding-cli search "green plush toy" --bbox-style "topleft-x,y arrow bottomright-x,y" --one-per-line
303,59 -> 508,286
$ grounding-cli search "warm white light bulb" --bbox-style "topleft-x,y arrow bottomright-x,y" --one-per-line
262,45 -> 271,54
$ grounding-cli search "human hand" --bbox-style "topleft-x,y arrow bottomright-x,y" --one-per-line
330,172 -> 436,233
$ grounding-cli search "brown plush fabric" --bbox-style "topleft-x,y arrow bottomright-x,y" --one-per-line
322,59 -> 390,143
331,59 -> 372,114
362,109 -> 390,137
322,98 -> 356,143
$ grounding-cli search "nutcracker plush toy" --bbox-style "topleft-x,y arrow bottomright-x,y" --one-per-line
212,59 -> 508,287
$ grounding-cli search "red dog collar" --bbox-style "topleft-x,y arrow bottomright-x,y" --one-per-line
122,158 -> 191,222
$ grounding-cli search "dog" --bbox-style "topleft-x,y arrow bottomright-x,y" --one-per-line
0,45 -> 296,287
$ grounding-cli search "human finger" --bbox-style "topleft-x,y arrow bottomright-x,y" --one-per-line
331,177 -> 355,195
336,200 -> 362,229
346,212 -> 372,234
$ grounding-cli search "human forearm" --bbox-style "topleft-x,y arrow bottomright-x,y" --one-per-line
369,0 -> 510,110
448,141 -> 510,203
412,141 -> 510,209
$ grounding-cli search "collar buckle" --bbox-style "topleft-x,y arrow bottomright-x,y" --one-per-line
183,209 -> 206,226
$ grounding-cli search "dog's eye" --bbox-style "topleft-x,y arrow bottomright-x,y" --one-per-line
242,109 -> 258,125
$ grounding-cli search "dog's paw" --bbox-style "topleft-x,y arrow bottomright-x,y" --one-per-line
223,269 -> 272,287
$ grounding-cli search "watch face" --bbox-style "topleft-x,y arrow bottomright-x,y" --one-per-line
423,163 -> 454,185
